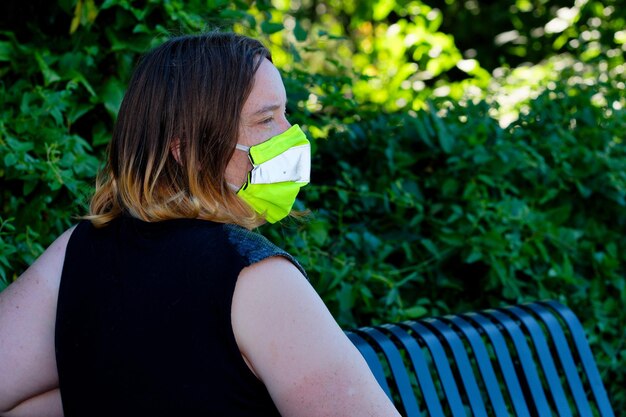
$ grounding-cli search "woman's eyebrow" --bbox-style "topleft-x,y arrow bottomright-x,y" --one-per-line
251,102 -> 286,116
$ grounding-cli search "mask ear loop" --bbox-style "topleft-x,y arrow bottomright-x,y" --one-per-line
229,144 -> 253,192
227,182 -> 242,192
235,143 -> 255,165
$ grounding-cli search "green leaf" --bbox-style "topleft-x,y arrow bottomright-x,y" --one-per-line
465,250 -> 482,263
100,0 -> 118,10
336,283 -> 355,323
429,102 -> 455,153
213,8 -> 255,27
294,20 -> 308,42
23,180 -> 38,196
7,138 -> 34,153
0,41 -> 13,61
34,52 -> 61,86
91,123 -> 111,146
207,0 -> 231,10
373,0 -> 394,21
254,0 -> 273,11
3,153 -> 17,167
411,114 -> 434,148
308,221 -> 328,246
421,239 -> 439,259
100,77 -> 125,117
404,305 -> 428,319
260,21 -> 284,35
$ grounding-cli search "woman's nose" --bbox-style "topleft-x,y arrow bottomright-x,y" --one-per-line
280,117 -> 292,132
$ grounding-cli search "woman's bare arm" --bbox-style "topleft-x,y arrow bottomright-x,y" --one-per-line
0,389 -> 62,417
232,257 -> 401,417
0,228 -> 74,416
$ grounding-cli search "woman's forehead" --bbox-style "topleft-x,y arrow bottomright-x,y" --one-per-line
243,59 -> 287,116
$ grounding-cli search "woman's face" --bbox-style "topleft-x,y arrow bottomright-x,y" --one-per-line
225,58 -> 291,187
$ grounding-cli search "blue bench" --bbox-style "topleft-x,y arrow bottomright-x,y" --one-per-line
346,300 -> 614,416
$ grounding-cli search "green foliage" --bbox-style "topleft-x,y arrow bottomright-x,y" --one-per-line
423,0 -> 626,73
0,36 -> 101,282
264,0 -> 492,110
1,0 -> 625,410
267,74 -> 626,406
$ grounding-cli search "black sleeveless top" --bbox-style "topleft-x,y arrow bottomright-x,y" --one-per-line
55,217 -> 306,416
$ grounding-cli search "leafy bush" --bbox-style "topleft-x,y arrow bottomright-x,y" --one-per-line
1,0 -> 624,410
424,0 -> 626,73
269,76 -> 626,406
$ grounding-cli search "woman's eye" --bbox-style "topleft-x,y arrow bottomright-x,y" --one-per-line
260,117 -> 274,125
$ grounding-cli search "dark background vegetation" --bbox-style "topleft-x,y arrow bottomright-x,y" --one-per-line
1,0 -> 624,410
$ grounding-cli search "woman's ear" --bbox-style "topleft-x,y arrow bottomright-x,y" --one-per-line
170,138 -> 181,164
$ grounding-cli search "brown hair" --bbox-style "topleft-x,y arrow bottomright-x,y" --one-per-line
87,32 -> 271,228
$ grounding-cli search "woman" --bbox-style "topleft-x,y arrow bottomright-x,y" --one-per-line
0,33 -> 399,416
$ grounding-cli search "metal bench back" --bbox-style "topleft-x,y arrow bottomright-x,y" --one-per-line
345,300 -> 614,416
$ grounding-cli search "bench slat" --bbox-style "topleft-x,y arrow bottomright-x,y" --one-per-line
463,312 -> 532,416
345,301 -> 614,416
382,323 -> 446,417
523,303 -> 593,415
444,315 -> 510,415
358,327 -> 422,416
401,321 -> 466,417
542,301 -> 615,417
424,318 -> 488,417
503,306 -> 573,416
484,309 -> 552,413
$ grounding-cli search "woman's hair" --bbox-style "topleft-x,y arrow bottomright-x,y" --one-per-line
87,32 -> 271,229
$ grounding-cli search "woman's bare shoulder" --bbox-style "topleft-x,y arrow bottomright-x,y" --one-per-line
231,256 -> 400,417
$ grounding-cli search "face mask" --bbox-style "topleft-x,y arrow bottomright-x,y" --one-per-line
234,124 -> 310,223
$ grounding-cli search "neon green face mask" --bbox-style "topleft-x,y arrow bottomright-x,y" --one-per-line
234,124 -> 311,223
